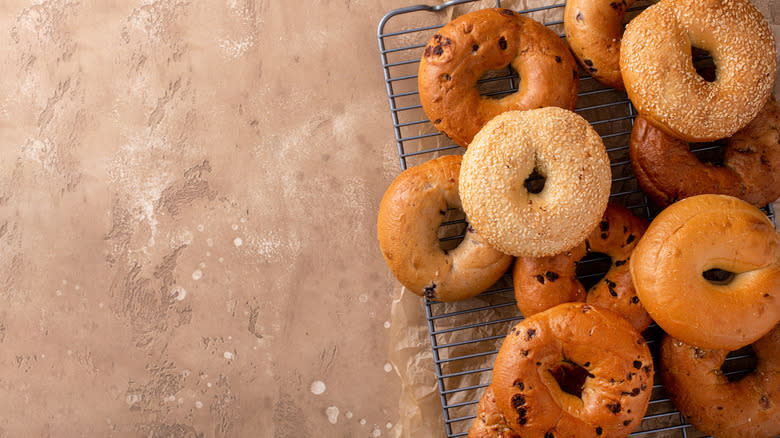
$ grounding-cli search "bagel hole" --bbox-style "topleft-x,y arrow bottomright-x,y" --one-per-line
523,168 -> 546,194
437,208 -> 468,252
476,66 -> 520,99
575,252 -> 612,290
702,268 -> 736,285
721,344 -> 757,383
549,360 -> 592,398
692,46 -> 717,83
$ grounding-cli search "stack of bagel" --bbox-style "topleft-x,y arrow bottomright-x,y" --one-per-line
377,2 -> 779,437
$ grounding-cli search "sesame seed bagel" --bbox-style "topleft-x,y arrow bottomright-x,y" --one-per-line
564,0 -> 636,90
629,194 -> 780,351
490,303 -> 653,437
660,325 -> 779,438
619,0 -> 776,142
377,155 -> 513,302
459,108 -> 611,258
630,95 -> 780,208
418,8 -> 579,148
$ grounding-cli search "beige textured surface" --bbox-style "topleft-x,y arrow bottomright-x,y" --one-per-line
0,1 -> 778,438
0,0 -> 425,436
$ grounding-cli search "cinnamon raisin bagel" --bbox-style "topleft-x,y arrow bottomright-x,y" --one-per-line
513,204 -> 652,332
619,0 -> 776,142
377,155 -> 513,301
491,303 -> 653,437
630,96 -> 780,208
459,108 -> 611,258
564,0 -> 636,89
660,325 -> 779,438
630,194 -> 780,350
418,8 -> 578,148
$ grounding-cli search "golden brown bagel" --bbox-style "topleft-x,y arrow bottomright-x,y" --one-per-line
660,325 -> 779,438
564,0 -> 636,90
630,96 -> 780,208
491,303 -> 653,437
468,386 -> 521,438
377,155 -> 513,301
630,194 -> 780,350
620,0 -> 776,142
513,204 -> 652,332
418,8 -> 578,148
459,108 -> 611,258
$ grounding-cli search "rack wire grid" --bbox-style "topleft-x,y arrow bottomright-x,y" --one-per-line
377,1 -> 776,437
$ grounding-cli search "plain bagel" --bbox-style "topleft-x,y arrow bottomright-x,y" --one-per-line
418,8 -> 579,148
459,108 -> 611,258
629,194 -> 780,350
377,155 -> 513,302
620,0 -> 776,142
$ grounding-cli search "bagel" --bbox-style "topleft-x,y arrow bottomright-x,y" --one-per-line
490,303 -> 653,437
660,325 -> 779,438
564,0 -> 636,89
630,194 -> 780,350
619,0 -> 776,142
513,204 -> 652,332
630,95 -> 780,208
377,155 -> 513,301
459,108 -> 611,258
468,385 -> 520,438
418,8 -> 578,148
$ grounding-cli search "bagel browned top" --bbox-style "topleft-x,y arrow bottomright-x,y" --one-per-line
418,8 -> 578,147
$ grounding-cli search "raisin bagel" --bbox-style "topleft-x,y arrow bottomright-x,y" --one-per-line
489,303 -> 653,437
418,8 -> 578,147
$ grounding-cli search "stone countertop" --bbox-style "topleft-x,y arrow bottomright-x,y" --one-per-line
0,1 -> 777,437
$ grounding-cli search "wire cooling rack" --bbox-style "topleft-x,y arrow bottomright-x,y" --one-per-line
377,1 -> 775,437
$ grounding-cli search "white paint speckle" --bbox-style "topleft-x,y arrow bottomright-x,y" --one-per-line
206,238 -> 214,247
360,419 -> 366,425
197,224 -> 204,232
372,426 -> 382,437
224,351 -> 234,360
386,422 -> 393,429
231,224 -> 239,231
383,321 -> 391,329
172,286 -> 186,301
383,363 -> 392,373
55,290 -> 62,296
310,380 -> 326,395
207,382 -> 212,388
199,262 -> 206,268
195,401 -> 203,409
192,270 -> 203,280
358,294 -> 368,303
234,237 -> 243,247
345,411 -> 353,419
326,406 -> 339,424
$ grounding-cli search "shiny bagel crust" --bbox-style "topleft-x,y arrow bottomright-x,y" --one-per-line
418,8 -> 578,148
660,325 -> 779,438
491,303 -> 653,437
630,96 -> 780,208
564,0 -> 636,89
629,194 -> 780,350
468,386 -> 521,438
459,108 -> 611,257
377,155 -> 513,301
619,0 -> 776,142
513,204 -> 652,332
